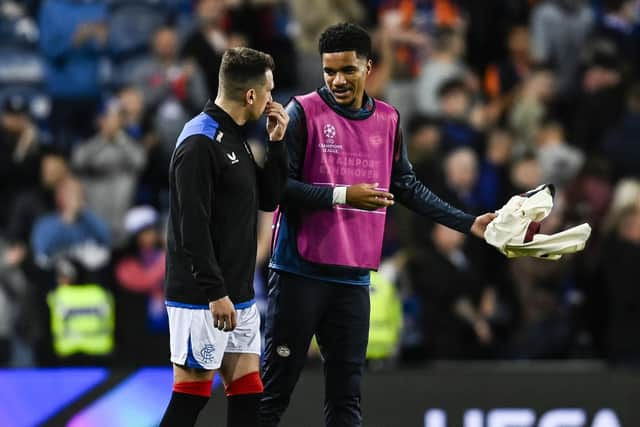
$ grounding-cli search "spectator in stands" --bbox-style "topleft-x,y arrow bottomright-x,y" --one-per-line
3,149 -> 69,246
38,0 -> 108,151
595,0 -> 640,76
377,0 -> 432,122
484,24 -> 533,122
118,85 -> 147,141
507,194 -> 577,359
0,94 -> 40,228
289,0 -> 364,93
395,115 -> 445,250
602,179 -> 640,233
509,67 -> 556,154
507,154 -> 542,198
367,271 -> 403,368
0,94 -> 42,228
407,114 -> 444,189
47,255 -> 115,363
181,0 -> 230,99
603,82 -> 640,179
130,25 -> 207,161
440,147 -> 480,214
365,26 -> 394,100
410,147 -> 480,259
408,222 -> 496,359
601,204 -> 640,365
117,85 -> 167,209
473,127 -> 513,212
0,236 -> 36,366
31,177 -> 111,275
416,27 -> 467,115
437,78 -> 483,152
114,206 -> 167,364
531,0 -> 593,95
536,120 -> 585,189
0,149 -> 72,366
71,98 -> 146,247
228,0 -> 298,97
571,49 -> 625,154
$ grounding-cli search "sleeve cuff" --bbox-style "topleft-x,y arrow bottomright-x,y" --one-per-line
332,186 -> 347,205
463,214 -> 476,234
205,285 -> 228,302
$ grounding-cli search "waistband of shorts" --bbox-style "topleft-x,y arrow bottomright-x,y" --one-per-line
165,299 -> 256,310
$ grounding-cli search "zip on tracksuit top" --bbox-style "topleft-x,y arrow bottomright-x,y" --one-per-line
165,100 -> 288,307
269,87 -> 475,285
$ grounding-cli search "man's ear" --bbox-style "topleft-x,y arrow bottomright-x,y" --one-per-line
366,59 -> 372,75
246,88 -> 256,105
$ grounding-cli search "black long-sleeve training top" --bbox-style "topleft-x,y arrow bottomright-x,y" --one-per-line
165,100 -> 287,306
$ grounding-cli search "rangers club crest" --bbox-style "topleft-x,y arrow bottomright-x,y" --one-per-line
200,344 -> 216,364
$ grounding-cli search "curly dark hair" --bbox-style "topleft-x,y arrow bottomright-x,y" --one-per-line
318,22 -> 371,59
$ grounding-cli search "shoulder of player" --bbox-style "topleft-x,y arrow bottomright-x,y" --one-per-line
173,134 -> 223,167
372,97 -> 399,117
175,134 -> 214,153
285,97 -> 306,122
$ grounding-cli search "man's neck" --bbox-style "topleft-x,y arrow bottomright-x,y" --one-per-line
214,97 -> 248,126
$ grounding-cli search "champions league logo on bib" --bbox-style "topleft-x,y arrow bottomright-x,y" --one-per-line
320,124 -> 342,153
323,123 -> 336,139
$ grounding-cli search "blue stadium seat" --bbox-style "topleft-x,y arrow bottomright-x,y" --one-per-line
0,47 -> 45,87
108,2 -> 168,61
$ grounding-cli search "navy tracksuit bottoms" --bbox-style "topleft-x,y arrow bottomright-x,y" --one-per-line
260,270 -> 370,427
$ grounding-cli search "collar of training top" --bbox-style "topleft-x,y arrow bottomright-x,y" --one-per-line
317,86 -> 375,121
203,100 -> 245,136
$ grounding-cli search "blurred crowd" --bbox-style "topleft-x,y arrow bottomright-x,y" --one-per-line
1,0 -> 639,368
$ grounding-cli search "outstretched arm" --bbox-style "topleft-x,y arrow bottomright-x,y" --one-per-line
390,125 -> 495,236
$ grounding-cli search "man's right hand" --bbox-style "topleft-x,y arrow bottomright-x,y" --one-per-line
209,296 -> 237,332
346,183 -> 394,210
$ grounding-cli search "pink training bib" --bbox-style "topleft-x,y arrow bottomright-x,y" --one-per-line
294,92 -> 398,269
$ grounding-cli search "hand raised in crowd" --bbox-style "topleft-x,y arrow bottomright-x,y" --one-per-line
209,296 -> 237,332
265,102 -> 289,141
346,183 -> 395,210
73,22 -> 108,46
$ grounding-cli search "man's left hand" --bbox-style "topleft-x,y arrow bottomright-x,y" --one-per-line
266,102 -> 289,141
470,212 -> 497,239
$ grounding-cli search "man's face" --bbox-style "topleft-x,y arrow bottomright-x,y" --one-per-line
197,0 -> 226,25
247,69 -> 274,120
41,155 -> 68,188
410,125 -> 440,155
1,112 -> 28,134
322,51 -> 371,108
440,89 -> 469,119
153,29 -> 177,61
55,179 -> 84,213
508,26 -> 529,56
99,107 -> 123,138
